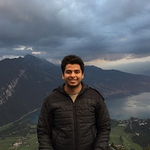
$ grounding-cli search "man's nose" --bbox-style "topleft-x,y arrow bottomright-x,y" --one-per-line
70,72 -> 75,77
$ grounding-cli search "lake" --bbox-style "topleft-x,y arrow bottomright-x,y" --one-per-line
106,92 -> 150,120
25,92 -> 150,122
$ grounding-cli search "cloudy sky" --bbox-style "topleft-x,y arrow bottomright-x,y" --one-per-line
0,0 -> 150,70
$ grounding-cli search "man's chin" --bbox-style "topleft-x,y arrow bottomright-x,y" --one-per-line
68,83 -> 80,88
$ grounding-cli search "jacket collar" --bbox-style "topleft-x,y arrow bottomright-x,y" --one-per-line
56,82 -> 89,96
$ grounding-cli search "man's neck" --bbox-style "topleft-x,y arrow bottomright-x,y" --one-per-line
64,83 -> 82,95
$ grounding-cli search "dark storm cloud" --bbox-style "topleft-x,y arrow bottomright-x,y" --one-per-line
0,0 -> 150,62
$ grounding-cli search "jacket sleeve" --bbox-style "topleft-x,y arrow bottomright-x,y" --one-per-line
37,98 -> 54,150
94,97 -> 111,150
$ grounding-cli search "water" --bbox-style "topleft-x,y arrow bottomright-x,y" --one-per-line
25,92 -> 150,122
106,92 -> 150,120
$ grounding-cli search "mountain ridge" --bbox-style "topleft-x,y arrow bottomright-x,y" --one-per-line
0,54 -> 150,126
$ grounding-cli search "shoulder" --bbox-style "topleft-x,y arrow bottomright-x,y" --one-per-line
84,87 -> 105,101
45,90 -> 61,101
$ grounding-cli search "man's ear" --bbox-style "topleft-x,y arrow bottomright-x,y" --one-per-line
82,73 -> 84,79
62,74 -> 64,79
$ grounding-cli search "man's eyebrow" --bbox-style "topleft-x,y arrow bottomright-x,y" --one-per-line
66,68 -> 80,70
65,69 -> 81,72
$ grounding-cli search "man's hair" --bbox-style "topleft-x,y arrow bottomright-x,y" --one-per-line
61,55 -> 84,74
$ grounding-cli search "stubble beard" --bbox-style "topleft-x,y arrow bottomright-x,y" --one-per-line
68,83 -> 80,89
67,80 -> 81,89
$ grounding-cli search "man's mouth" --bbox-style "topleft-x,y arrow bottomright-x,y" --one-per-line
69,80 -> 76,83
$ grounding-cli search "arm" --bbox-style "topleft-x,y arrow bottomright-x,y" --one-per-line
94,98 -> 111,150
37,98 -> 54,150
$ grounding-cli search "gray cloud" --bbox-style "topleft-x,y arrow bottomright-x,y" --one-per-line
0,0 -> 150,62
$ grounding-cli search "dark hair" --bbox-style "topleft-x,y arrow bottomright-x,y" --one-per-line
61,55 -> 84,74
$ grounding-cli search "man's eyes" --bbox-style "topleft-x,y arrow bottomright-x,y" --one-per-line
66,70 -> 80,74
75,70 -> 80,74
66,70 -> 72,74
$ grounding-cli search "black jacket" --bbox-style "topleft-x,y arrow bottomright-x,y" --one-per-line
37,83 -> 111,150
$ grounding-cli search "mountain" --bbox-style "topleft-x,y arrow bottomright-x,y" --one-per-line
84,66 -> 150,97
0,55 -> 62,126
1,55 -> 150,126
111,61 -> 150,76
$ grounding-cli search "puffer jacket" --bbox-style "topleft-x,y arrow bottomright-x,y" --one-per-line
37,82 -> 111,150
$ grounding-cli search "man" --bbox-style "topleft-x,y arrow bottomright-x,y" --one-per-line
37,55 -> 111,150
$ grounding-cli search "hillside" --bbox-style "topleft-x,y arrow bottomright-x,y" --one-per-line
0,55 -> 150,126
112,61 -> 150,76
84,66 -> 150,97
1,116 -> 149,150
0,55 -> 62,126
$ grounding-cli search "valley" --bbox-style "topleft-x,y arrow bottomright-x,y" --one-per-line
1,116 -> 149,150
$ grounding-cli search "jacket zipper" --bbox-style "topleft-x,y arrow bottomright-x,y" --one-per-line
73,102 -> 77,150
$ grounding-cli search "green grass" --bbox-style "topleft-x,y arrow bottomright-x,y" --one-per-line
0,134 -> 38,150
0,125 -> 143,150
0,136 -> 19,150
109,126 -> 143,150
0,122 -> 13,132
17,134 -> 38,150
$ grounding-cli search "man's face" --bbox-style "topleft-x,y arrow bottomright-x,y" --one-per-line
62,64 -> 84,88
